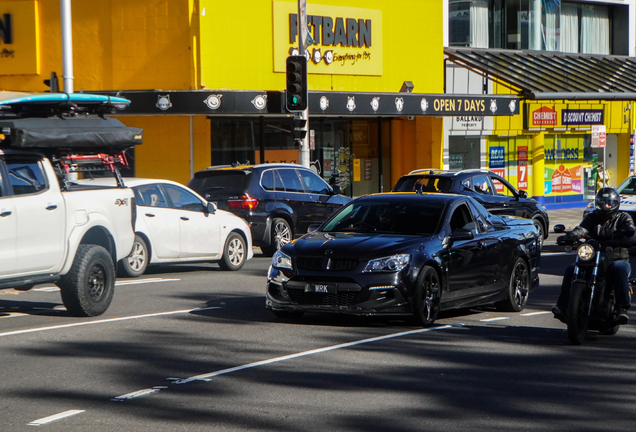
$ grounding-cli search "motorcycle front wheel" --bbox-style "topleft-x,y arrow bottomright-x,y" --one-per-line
567,281 -> 591,345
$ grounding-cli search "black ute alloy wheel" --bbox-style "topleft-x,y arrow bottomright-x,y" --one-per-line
219,232 -> 247,271
414,265 -> 441,327
58,244 -> 116,317
118,235 -> 149,278
495,257 -> 530,312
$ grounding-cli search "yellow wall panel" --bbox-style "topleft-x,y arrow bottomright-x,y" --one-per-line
0,0 -> 194,92
390,116 -> 443,185
115,115 -> 210,185
199,0 -> 443,94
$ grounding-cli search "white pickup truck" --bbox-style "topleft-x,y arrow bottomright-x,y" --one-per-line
0,114 -> 142,317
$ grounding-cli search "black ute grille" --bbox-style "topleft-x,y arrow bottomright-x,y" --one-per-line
295,257 -> 359,271
296,257 -> 324,270
287,290 -> 358,306
329,259 -> 358,271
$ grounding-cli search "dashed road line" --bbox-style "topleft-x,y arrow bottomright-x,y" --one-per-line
480,317 -> 510,322
112,387 -> 166,402
521,311 -> 552,316
0,306 -> 221,338
28,409 -> 84,426
116,277 -> 181,286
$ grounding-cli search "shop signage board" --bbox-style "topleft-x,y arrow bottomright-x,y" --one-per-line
562,109 -> 604,126
489,146 -> 505,169
103,90 -> 521,117
272,1 -> 383,76
517,146 -> 528,190
489,146 -> 506,191
531,106 -> 557,126
450,115 -> 494,132
527,104 -> 605,129
551,164 -> 573,193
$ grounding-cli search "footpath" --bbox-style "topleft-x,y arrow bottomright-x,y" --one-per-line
543,203 -> 589,250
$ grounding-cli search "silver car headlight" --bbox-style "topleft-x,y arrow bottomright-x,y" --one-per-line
364,254 -> 411,273
272,250 -> 293,269
577,244 -> 594,261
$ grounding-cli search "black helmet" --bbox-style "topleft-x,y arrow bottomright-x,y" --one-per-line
595,187 -> 620,217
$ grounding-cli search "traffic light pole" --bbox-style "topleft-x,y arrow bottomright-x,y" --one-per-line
298,109 -> 309,167
297,0 -> 310,168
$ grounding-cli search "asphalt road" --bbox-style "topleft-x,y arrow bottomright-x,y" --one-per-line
1,245 -> 636,431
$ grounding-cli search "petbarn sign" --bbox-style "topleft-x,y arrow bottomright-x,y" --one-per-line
273,1 -> 383,76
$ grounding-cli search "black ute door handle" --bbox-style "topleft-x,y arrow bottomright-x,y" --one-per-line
46,204 -> 58,210
0,210 -> 11,217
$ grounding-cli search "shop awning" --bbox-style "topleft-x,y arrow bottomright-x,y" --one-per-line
445,48 -> 636,101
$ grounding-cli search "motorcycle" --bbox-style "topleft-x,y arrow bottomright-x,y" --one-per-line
554,224 -> 635,345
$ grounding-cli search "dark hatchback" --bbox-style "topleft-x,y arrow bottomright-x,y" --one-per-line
266,193 -> 540,325
187,163 -> 351,256
392,169 -> 549,245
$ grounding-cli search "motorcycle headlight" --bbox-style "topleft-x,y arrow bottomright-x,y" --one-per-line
364,254 -> 411,273
577,244 -> 595,261
272,250 -> 293,269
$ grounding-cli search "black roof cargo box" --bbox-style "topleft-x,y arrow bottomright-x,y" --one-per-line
0,117 -> 142,151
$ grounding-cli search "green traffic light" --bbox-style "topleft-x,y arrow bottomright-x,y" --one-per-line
292,96 -> 299,104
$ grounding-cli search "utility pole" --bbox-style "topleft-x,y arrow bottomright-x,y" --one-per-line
297,0 -> 309,167
60,0 -> 74,93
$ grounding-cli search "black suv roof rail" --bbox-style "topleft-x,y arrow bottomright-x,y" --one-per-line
202,162 -> 307,171
407,168 -> 443,175
407,168 -> 495,176
454,169 -> 495,175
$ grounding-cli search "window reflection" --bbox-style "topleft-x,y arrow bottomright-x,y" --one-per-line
449,0 -> 617,55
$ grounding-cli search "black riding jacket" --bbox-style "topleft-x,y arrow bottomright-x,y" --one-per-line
566,210 -> 636,261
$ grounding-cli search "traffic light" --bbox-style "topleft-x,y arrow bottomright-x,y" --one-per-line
291,116 -> 307,144
286,55 -> 307,111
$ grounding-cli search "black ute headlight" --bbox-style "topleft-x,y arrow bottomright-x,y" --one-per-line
272,250 -> 293,269
364,254 -> 411,273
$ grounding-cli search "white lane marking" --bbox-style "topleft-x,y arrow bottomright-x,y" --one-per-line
115,278 -> 181,286
32,286 -> 60,292
521,311 -> 551,317
112,388 -> 163,402
28,409 -> 84,426
480,317 -> 509,322
176,325 -> 454,385
0,312 -> 28,319
0,307 -> 221,338
30,278 -> 181,291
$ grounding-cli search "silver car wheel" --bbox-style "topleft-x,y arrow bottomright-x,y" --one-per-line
228,237 -> 245,266
127,241 -> 147,271
273,219 -> 292,249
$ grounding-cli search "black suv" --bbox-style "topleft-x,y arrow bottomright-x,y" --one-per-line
392,169 -> 549,244
188,164 -> 351,255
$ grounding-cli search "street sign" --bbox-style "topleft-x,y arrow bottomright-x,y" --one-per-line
591,125 -> 606,148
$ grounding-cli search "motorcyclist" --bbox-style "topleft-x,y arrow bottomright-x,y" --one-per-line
552,187 -> 635,325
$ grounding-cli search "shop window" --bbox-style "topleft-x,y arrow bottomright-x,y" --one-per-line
451,0 -> 623,55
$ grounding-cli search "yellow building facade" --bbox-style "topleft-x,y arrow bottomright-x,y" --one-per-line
489,79 -> 634,205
